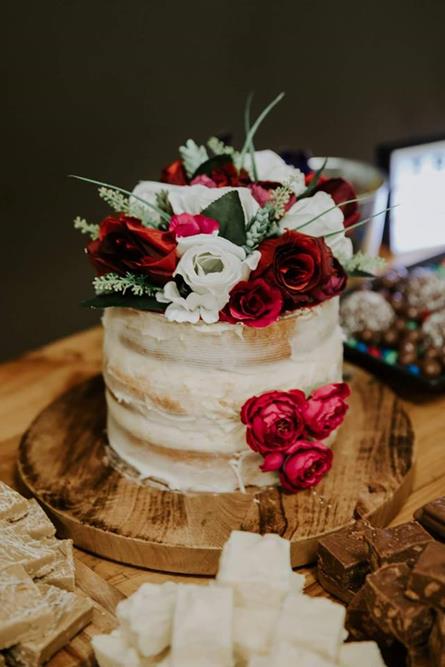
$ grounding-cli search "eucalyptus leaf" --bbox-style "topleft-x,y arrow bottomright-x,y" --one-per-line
82,294 -> 167,312
201,191 -> 247,246
193,154 -> 233,178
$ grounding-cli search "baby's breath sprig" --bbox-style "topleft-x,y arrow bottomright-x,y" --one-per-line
73,216 -> 99,240
93,272 -> 160,297
339,251 -> 387,276
269,184 -> 294,220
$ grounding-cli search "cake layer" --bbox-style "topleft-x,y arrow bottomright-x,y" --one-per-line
102,298 -> 344,492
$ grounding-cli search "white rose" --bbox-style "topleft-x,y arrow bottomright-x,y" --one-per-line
156,235 -> 260,324
132,182 -> 258,227
279,191 -> 353,261
243,150 -> 306,196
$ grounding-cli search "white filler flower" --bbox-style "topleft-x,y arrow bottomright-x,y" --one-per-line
157,235 -> 260,324
243,150 -> 306,196
279,191 -> 353,261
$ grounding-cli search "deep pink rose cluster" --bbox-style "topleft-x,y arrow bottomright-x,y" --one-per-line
240,382 -> 350,492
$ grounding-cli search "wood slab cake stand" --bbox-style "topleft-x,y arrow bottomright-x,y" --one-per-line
18,364 -> 414,575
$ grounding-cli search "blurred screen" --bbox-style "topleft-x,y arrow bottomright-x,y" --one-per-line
390,139 -> 445,254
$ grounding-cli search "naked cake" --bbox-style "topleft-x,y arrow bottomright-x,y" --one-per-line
73,94 -> 379,494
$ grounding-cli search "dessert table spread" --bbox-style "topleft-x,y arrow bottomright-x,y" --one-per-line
1,326 -> 445,666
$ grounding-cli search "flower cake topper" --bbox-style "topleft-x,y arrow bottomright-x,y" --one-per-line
241,383 -> 350,492
72,92 -> 388,327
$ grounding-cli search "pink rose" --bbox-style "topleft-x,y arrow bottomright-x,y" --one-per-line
190,174 -> 218,188
241,390 -> 306,455
168,213 -> 220,238
301,382 -> 350,439
279,441 -> 333,491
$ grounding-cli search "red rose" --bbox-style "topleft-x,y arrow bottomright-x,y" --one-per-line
301,382 -> 350,439
253,230 -> 346,309
87,214 -> 177,285
168,213 -> 220,238
161,159 -> 188,185
240,389 -> 306,455
220,278 -> 283,328
279,441 -> 333,491
313,177 -> 360,229
312,257 -> 348,302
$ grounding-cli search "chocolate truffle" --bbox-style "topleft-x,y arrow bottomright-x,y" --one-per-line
341,291 -> 396,336
406,268 -> 445,312
423,309 -> 445,348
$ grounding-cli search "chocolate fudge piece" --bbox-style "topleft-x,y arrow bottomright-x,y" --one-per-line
415,496 -> 445,542
407,644 -> 433,667
406,541 -> 445,610
429,611 -> 445,667
317,521 -> 370,603
364,563 -> 434,647
365,521 -> 433,570
346,587 -> 406,666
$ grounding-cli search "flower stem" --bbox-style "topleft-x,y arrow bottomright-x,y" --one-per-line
68,175 -> 171,223
294,196 -> 371,232
239,92 -> 285,168
323,206 -> 396,238
244,92 -> 258,181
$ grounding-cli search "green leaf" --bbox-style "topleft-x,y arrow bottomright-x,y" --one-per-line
193,154 -> 233,178
82,294 -> 167,312
299,158 -> 328,199
347,268 -> 376,278
201,191 -> 246,246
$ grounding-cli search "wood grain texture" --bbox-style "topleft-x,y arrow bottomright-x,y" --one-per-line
18,365 -> 414,574
1,325 -> 445,665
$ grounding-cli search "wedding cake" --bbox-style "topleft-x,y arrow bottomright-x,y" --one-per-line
72,94 -> 372,494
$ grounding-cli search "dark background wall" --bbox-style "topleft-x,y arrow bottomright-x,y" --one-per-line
2,0 -> 445,361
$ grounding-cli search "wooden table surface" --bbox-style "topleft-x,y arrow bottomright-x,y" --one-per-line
1,326 -> 445,665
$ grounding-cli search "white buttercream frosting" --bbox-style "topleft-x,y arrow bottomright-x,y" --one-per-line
102,298 -> 344,492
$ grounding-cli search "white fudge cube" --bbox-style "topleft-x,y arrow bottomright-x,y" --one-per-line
171,584 -> 233,667
290,571 -> 305,594
233,606 -> 279,664
339,641 -> 386,667
216,531 -> 292,608
275,593 -> 345,661
116,582 -> 176,658
92,629 -> 153,667
249,643 -> 336,667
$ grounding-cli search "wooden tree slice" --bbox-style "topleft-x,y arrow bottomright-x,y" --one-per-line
18,364 -> 415,575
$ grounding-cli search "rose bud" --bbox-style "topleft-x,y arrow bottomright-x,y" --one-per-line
279,441 -> 334,492
168,213 -> 220,238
